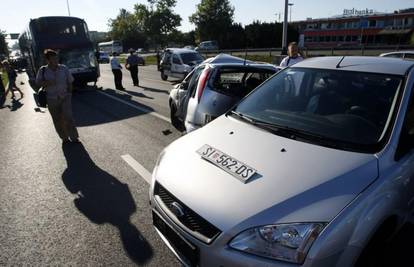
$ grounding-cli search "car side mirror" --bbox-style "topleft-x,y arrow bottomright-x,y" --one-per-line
181,81 -> 189,90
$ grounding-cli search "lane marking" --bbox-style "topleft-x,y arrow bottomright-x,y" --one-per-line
97,90 -> 171,123
122,154 -> 152,184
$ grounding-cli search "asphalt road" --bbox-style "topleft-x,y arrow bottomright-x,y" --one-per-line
0,65 -> 182,266
1,63 -> 413,266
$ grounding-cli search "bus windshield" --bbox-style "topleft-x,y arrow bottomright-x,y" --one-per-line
33,18 -> 89,40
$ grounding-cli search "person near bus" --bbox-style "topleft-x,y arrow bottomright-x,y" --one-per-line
2,60 -> 24,99
0,61 -> 5,100
36,49 -> 79,144
125,48 -> 140,87
110,52 -> 125,90
280,42 -> 304,67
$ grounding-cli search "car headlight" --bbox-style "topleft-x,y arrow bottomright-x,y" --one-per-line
229,223 -> 326,264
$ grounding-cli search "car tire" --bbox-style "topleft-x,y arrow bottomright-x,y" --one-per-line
161,71 -> 168,81
170,104 -> 185,132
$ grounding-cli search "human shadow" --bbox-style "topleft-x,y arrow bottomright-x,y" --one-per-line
9,98 -> 24,111
72,89 -> 156,127
125,89 -> 154,99
61,143 -> 153,264
140,86 -> 170,95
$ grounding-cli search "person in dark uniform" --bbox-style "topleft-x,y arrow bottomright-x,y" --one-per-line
125,48 -> 140,87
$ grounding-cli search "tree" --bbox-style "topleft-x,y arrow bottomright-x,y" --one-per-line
245,21 -> 298,48
108,1 -> 182,49
189,0 -> 234,46
108,9 -> 147,50
0,30 -> 8,56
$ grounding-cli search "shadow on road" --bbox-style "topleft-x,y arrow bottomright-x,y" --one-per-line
125,89 -> 154,99
140,86 -> 170,95
0,98 -> 24,111
72,89 -> 156,127
61,143 -> 153,264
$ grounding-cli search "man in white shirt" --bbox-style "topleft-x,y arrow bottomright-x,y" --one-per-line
280,42 -> 304,67
110,52 -> 125,90
36,49 -> 79,143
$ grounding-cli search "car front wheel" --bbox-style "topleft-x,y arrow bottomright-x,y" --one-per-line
161,71 -> 168,81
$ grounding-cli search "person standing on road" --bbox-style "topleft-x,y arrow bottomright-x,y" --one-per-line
125,48 -> 140,87
280,42 -> 304,67
2,60 -> 24,99
36,49 -> 79,144
0,62 -> 5,99
110,52 -> 125,91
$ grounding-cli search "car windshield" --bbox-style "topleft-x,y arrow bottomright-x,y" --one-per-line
181,53 -> 203,64
234,68 -> 403,151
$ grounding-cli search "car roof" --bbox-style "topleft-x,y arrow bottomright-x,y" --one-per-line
165,48 -> 199,54
202,54 -> 279,71
292,56 -> 414,76
380,51 -> 414,56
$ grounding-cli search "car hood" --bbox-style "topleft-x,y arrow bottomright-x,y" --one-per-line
154,116 -> 378,233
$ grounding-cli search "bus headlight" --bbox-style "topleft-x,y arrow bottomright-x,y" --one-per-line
229,223 -> 325,264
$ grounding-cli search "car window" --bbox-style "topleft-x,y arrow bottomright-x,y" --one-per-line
173,54 -> 181,64
384,53 -> 403,58
212,68 -> 276,98
235,68 -> 403,150
189,66 -> 205,98
404,54 -> 414,61
396,86 -> 414,159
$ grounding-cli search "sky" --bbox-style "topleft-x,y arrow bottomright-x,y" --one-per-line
1,0 -> 412,35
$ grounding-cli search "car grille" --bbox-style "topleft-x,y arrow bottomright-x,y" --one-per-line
154,182 -> 221,243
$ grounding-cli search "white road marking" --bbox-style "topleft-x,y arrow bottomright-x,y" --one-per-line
121,154 -> 152,184
97,90 -> 171,123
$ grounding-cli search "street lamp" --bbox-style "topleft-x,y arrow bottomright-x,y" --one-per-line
289,3 -> 294,23
66,0 -> 71,16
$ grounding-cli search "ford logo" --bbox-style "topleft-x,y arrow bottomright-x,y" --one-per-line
169,202 -> 185,218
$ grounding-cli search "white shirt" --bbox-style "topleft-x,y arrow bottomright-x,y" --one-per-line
35,64 -> 74,99
280,55 -> 304,67
110,56 -> 122,70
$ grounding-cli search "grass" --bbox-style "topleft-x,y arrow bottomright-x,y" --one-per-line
118,55 -> 158,65
1,71 -> 8,90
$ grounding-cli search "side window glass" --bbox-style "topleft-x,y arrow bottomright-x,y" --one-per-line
396,88 -> 414,160
173,54 -> 181,64
189,66 -> 205,98
404,54 -> 414,61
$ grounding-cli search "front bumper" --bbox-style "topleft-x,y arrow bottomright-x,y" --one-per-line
150,191 -> 303,267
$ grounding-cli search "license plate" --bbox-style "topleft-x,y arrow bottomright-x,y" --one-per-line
196,145 -> 257,183
153,211 -> 199,266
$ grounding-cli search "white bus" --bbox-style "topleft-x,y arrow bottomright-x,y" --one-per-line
98,40 -> 123,54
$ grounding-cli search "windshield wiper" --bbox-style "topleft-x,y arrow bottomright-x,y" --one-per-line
228,111 -> 344,148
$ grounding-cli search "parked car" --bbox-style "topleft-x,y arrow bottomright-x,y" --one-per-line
380,50 -> 414,60
159,48 -> 204,81
137,55 -> 146,66
183,45 -> 196,50
98,52 -> 110,63
195,41 -> 219,52
152,56 -> 414,267
169,54 -> 280,132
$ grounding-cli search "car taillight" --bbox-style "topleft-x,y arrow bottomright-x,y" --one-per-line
197,68 -> 211,102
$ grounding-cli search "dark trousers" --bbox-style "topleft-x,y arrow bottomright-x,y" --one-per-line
129,65 -> 139,86
112,69 -> 123,90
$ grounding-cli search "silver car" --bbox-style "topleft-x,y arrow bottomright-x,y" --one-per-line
380,50 -> 414,60
169,54 -> 279,132
152,56 -> 414,266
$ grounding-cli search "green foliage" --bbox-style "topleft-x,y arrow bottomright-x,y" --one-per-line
189,0 -> 234,45
0,30 -> 8,56
108,0 -> 181,49
245,21 -> 298,48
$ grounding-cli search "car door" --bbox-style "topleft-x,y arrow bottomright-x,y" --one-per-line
171,54 -> 182,77
394,87 -> 414,218
175,70 -> 194,119
161,52 -> 172,75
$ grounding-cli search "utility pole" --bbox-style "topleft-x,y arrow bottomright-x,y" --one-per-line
289,3 -> 294,23
66,0 -> 71,16
282,0 -> 289,55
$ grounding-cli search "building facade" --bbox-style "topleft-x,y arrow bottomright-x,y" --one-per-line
292,8 -> 414,48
